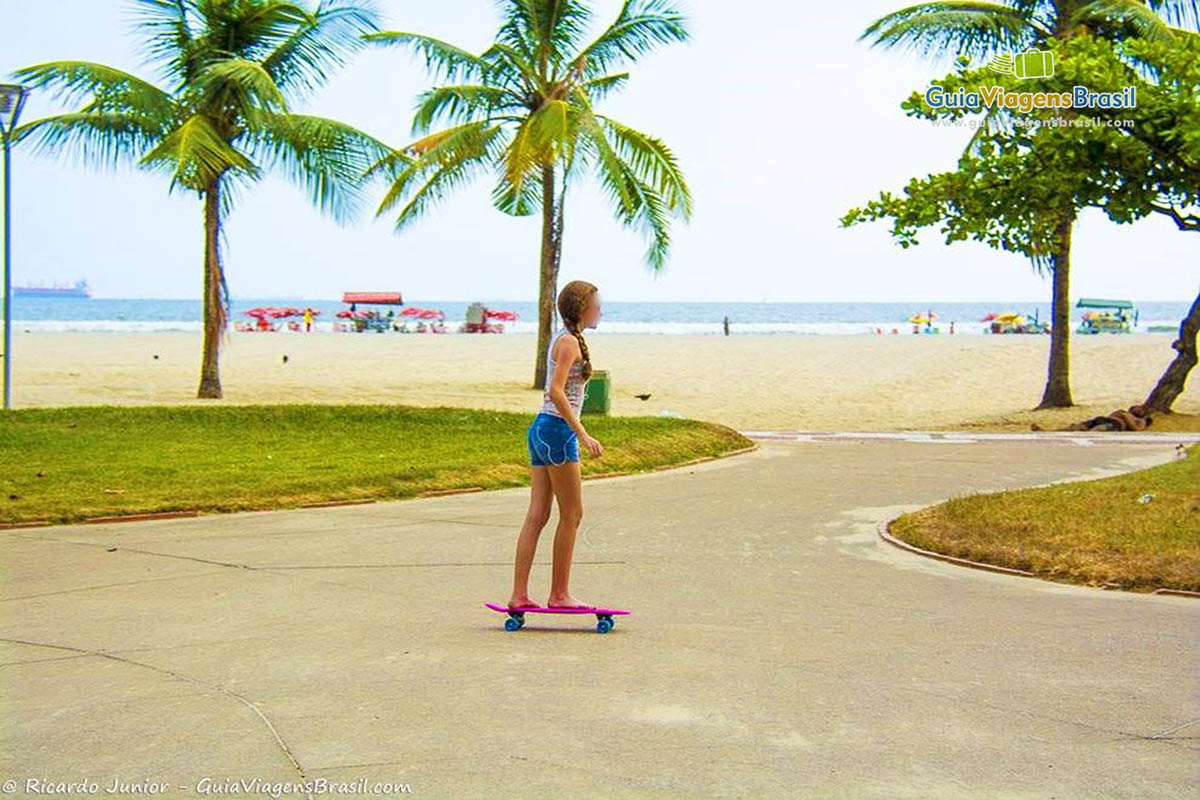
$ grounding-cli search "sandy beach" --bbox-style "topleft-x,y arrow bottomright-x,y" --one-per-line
6,330 -> 1197,431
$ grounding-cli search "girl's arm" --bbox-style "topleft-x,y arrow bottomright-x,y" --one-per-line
547,335 -> 588,437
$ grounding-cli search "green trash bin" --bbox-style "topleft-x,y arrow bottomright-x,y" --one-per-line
582,369 -> 611,415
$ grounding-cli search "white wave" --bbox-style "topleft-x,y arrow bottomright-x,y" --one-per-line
9,318 -> 1186,335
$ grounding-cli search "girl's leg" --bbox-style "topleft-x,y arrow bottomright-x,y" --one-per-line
545,459 -> 589,608
509,465 -> 553,608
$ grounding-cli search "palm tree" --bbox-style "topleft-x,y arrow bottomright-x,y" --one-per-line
12,0 -> 390,399
364,0 -> 693,390
861,0 -> 1200,408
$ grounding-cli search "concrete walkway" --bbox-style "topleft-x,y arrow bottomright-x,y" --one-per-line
1,435 -> 1197,799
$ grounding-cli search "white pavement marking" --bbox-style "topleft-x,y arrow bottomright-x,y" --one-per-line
740,430 -> 1200,446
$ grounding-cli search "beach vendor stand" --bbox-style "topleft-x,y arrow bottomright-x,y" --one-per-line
340,291 -> 403,333
1076,298 -> 1136,334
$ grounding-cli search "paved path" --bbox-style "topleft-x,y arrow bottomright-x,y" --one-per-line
1,435 -> 1197,799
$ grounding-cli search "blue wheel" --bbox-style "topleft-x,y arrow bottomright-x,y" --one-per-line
504,617 -> 521,631
596,617 -> 613,634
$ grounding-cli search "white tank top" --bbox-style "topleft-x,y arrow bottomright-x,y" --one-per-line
540,328 -> 588,418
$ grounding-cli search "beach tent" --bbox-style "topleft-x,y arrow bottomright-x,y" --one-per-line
342,291 -> 403,305
1076,298 -> 1133,309
1076,298 -> 1137,333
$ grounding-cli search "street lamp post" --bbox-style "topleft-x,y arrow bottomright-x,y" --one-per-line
0,84 -> 29,411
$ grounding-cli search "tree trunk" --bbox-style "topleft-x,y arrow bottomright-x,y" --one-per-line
1144,288 -> 1200,413
197,177 -> 226,399
1037,214 -> 1075,409
532,163 -> 563,390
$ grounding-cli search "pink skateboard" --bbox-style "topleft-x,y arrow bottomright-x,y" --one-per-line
484,602 -> 631,633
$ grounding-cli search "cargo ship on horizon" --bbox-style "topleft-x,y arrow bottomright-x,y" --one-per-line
13,279 -> 92,299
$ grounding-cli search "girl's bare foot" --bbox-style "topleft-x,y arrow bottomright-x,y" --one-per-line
546,593 -> 591,609
507,594 -> 538,610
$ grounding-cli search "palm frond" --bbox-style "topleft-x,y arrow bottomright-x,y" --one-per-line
385,143 -> 501,233
501,0 -> 593,76
627,177 -> 672,271
491,162 -> 544,215
411,84 -> 526,134
261,0 -> 380,101
11,61 -> 178,122
364,145 -> 416,183
502,98 -> 575,198
216,165 -> 257,218
493,14 -> 541,79
197,58 -> 288,114
595,113 -> 691,218
125,0 -> 197,87
582,72 -> 630,101
1149,0 -> 1200,29
12,111 -> 165,169
363,32 -> 489,81
1074,0 -> 1195,43
247,112 -> 392,223
503,113 -> 543,200
140,113 -> 259,190
479,41 -> 543,95
587,134 -> 673,269
860,2 -> 1045,61
574,107 -> 638,217
377,121 -> 505,229
572,0 -> 689,78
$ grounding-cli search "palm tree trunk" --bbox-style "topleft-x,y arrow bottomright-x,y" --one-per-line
197,177 -> 225,399
1037,214 -> 1074,409
533,163 -> 563,390
1144,289 -> 1200,413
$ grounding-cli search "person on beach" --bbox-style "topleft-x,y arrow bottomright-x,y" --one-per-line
507,280 -> 605,611
1031,404 -> 1153,432
303,308 -> 313,332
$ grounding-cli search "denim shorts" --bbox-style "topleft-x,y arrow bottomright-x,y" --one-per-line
527,412 -> 579,466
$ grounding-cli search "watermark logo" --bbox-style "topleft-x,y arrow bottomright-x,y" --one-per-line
925,83 -> 1136,112
926,48 -> 1135,112
988,49 -> 1055,79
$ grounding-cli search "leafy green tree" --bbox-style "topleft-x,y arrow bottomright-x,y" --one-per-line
12,0 -> 389,399
860,0 -> 1200,408
843,32 -> 1200,412
364,0 -> 693,389
1093,33 -> 1200,411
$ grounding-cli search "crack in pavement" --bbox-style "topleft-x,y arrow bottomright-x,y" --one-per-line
257,560 -> 628,569
0,636 -> 314,799
1,570 -> 230,603
1114,717 -> 1200,744
7,532 -> 627,571
1144,716 -> 1200,737
0,653 -> 94,667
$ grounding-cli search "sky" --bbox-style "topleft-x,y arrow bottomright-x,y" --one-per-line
2,0 -> 1197,303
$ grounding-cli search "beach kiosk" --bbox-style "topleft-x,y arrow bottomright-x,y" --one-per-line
1076,298 -> 1137,334
341,291 -> 403,333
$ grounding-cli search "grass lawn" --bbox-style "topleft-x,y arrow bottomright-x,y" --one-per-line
889,444 -> 1200,593
0,405 -> 753,526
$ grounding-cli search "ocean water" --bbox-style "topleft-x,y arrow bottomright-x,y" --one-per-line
7,297 -> 1191,335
